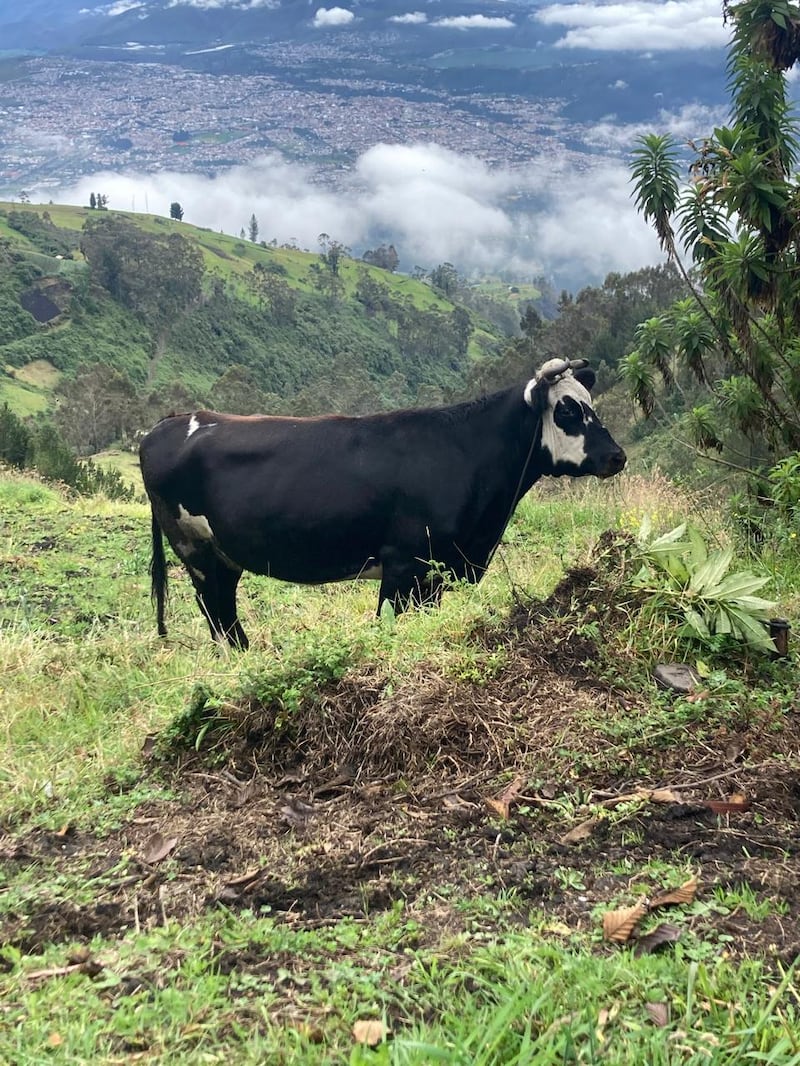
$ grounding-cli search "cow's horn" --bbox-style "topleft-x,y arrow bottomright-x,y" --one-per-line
539,358 -> 570,382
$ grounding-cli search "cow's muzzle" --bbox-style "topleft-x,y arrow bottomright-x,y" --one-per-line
598,448 -> 627,478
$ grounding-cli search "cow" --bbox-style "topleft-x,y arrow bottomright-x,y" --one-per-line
139,357 -> 626,648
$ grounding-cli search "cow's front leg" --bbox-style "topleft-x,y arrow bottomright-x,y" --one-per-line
377,549 -> 444,615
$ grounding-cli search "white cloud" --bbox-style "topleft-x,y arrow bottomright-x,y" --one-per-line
388,11 -> 428,24
166,0 -> 279,8
105,0 -> 146,14
44,144 -> 664,286
536,1 -> 728,51
583,101 -> 728,150
312,6 -> 355,27
433,15 -> 514,30
610,79 -> 628,90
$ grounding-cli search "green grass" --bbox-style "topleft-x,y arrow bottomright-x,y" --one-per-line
2,468 -> 800,1063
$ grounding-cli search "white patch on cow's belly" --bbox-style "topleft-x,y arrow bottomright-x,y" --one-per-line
356,564 -> 383,581
176,504 -> 214,541
343,559 -> 383,581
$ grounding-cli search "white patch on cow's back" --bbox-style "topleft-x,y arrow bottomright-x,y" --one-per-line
177,504 -> 214,541
534,375 -> 594,469
186,414 -> 218,438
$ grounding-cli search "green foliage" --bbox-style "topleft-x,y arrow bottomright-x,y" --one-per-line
2,209 -> 79,258
627,1 -> 800,471
80,213 -> 205,328
0,402 -> 32,467
29,423 -> 135,500
632,518 -> 777,650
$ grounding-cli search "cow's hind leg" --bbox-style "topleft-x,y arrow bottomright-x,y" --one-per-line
211,558 -> 248,650
182,548 -> 248,649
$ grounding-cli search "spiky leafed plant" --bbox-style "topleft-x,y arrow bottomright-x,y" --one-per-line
627,0 -> 800,470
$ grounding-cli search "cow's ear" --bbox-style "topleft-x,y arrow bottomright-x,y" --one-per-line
573,366 -> 596,393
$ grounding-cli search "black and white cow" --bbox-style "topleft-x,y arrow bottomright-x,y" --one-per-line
139,358 -> 625,648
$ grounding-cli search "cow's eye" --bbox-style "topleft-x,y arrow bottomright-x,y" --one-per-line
554,396 -> 583,428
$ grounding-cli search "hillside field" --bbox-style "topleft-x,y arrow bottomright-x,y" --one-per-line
1,468 -> 799,1064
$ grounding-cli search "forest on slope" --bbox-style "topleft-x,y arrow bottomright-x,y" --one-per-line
0,199 -> 685,493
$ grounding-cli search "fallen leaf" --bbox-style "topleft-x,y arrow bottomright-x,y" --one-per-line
651,876 -> 699,909
703,795 -> 752,814
279,797 -> 315,827
225,868 -> 262,888
602,902 -> 647,943
314,765 -> 355,797
647,788 -> 683,804
352,1019 -> 387,1046
54,824 -> 72,839
685,689 -> 711,703
559,817 -> 599,845
485,775 -> 525,820
142,832 -> 178,865
646,1002 -> 671,1027
47,1033 -> 63,1048
634,922 -> 682,956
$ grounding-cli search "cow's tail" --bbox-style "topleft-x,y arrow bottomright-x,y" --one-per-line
149,504 -> 169,638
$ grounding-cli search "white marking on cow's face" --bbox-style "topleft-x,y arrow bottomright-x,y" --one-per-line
527,374 -> 594,470
176,504 -> 214,541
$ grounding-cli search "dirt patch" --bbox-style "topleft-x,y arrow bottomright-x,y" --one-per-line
2,548 -> 799,968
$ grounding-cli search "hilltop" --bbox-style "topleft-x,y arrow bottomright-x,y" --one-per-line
0,200 -> 517,444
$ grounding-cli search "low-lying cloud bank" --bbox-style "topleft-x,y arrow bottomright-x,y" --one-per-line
45,143 -> 664,288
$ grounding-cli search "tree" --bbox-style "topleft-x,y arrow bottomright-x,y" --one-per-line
362,243 -> 399,272
0,403 -> 31,468
170,201 -> 184,221
429,262 -> 460,298
54,364 -> 138,455
89,192 -> 96,210
318,233 -> 349,277
626,0 -> 800,467
248,214 -> 259,243
80,214 -> 205,328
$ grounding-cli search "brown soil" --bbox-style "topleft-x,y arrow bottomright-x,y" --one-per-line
2,545 -> 800,971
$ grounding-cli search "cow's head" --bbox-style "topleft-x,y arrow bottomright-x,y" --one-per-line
524,358 -> 626,479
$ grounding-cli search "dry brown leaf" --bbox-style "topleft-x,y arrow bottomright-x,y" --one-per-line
47,1033 -> 63,1048
602,902 -> 647,943
704,795 -> 752,814
650,876 -> 699,909
634,922 -> 682,956
485,775 -> 525,820
142,832 -> 178,865
225,868 -> 263,888
352,1019 -> 387,1046
484,797 -> 508,819
646,1002 -> 670,1027
559,817 -> 599,845
648,788 -> 683,804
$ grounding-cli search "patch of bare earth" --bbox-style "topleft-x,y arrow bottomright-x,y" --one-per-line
2,541 -> 799,976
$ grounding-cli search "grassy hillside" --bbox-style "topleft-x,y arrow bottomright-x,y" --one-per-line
1,467 -> 799,1062
0,201 -> 507,427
